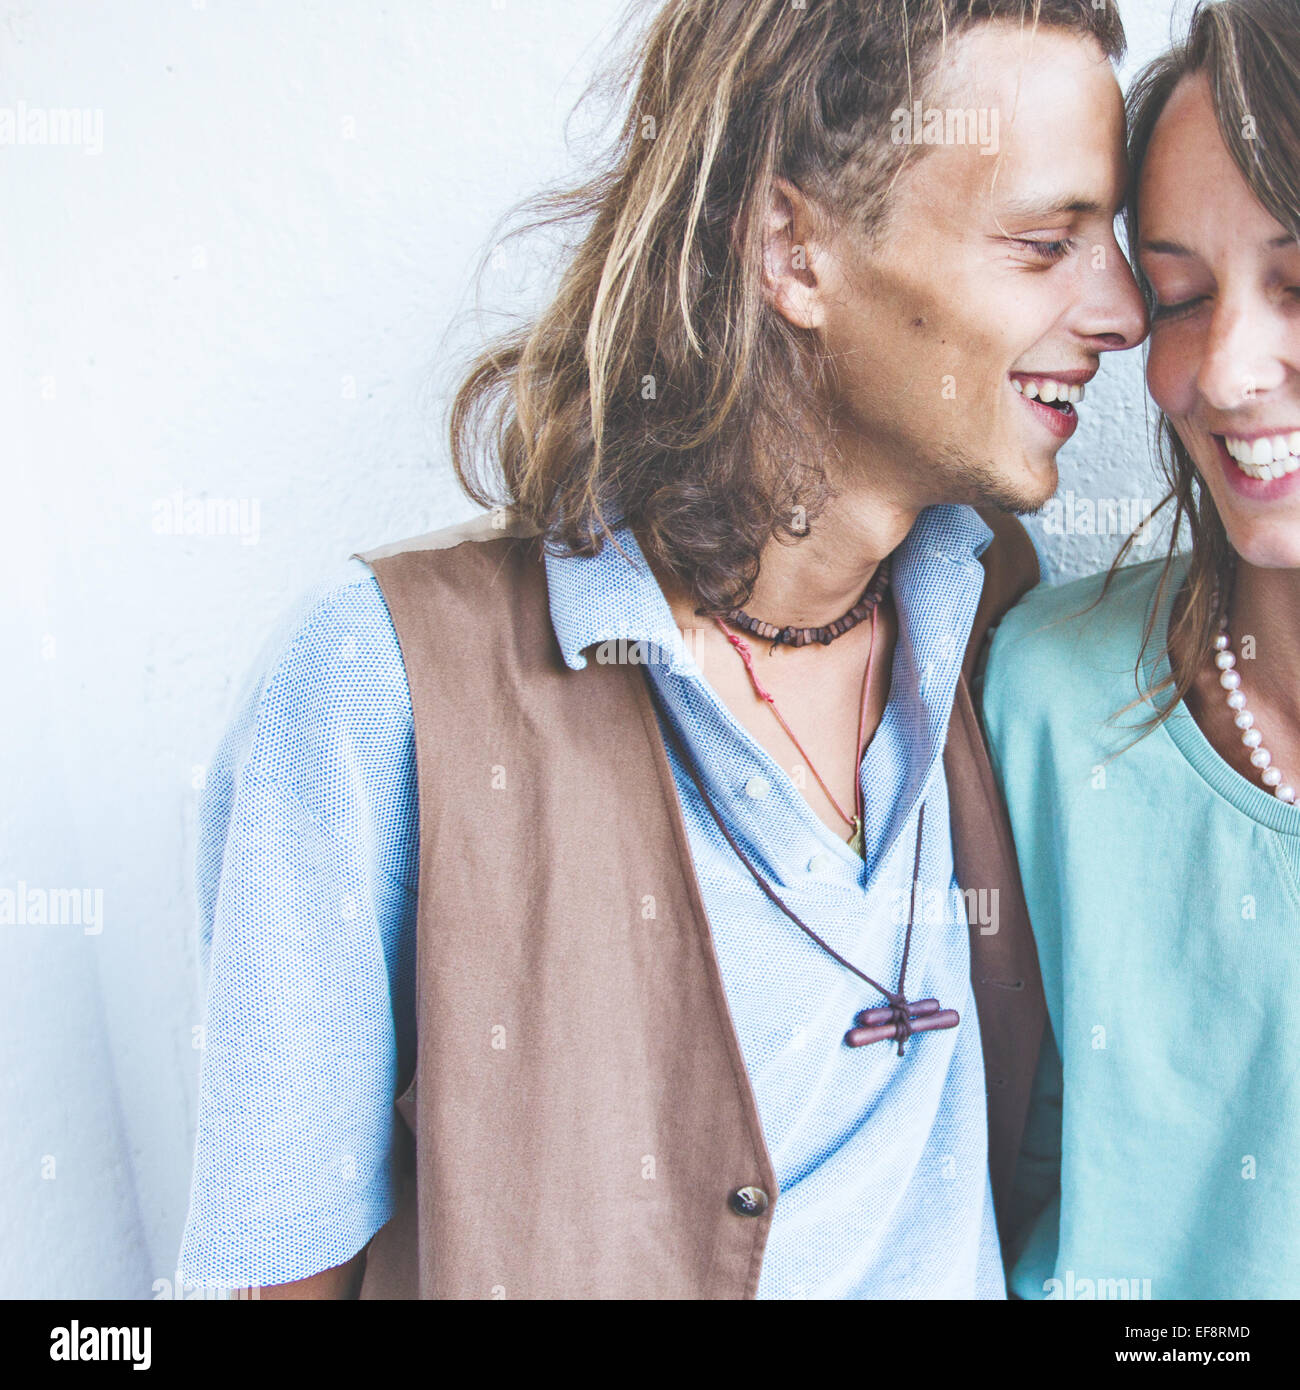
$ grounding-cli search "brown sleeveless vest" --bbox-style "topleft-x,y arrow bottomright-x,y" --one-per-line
355,509 -> 1045,1299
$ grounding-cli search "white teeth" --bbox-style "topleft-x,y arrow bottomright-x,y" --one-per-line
1225,432 -> 1300,480
1011,377 -> 1087,404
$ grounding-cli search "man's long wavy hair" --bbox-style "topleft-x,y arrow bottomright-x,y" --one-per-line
1104,0 -> 1300,732
449,0 -> 1124,613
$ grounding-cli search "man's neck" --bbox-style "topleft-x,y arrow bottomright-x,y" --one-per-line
741,495 -> 919,629
646,487 -> 922,629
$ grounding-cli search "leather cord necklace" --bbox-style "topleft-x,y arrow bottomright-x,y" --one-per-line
651,687 -> 960,1054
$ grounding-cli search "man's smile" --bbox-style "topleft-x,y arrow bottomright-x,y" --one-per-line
1009,368 -> 1098,440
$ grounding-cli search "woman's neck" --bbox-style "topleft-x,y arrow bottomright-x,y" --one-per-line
1178,556 -> 1300,802
1229,562 -> 1300,725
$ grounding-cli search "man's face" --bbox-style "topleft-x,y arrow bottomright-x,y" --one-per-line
812,22 -> 1147,513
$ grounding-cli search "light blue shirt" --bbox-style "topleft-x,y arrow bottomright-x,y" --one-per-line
179,504 -> 1005,1297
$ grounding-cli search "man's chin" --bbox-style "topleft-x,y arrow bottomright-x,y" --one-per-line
923,440 -> 1059,515
969,457 -> 1059,517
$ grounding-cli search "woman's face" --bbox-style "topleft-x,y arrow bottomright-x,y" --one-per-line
1140,74 -> 1300,569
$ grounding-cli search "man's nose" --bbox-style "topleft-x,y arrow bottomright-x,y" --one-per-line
1075,243 -> 1149,352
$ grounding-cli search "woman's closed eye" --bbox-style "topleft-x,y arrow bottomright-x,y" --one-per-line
1150,294 -> 1209,323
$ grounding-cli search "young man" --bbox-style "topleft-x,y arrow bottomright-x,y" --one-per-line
179,0 -> 1145,1299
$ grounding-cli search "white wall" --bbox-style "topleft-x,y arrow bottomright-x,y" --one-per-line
0,0 -> 1180,1297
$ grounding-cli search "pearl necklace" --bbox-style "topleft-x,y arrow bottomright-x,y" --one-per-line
1213,617 -> 1297,804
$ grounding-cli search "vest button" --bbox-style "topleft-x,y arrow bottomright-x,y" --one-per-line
729,1186 -> 769,1217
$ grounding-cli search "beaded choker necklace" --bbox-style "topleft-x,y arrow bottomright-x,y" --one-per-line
720,559 -> 892,648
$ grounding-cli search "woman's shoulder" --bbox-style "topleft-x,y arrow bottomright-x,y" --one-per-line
981,554 -> 1181,730
994,554 -> 1172,647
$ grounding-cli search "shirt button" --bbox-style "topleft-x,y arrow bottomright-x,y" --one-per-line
729,1186 -> 770,1217
807,851 -> 834,875
744,774 -> 771,800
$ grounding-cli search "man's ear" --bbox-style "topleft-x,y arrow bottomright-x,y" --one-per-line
756,177 -> 830,332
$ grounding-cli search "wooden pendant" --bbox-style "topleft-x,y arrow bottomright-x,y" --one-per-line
844,997 -> 960,1055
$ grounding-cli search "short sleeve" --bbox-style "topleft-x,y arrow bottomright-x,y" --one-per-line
177,559 -> 418,1287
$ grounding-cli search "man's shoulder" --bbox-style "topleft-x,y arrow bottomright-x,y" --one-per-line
964,508 -> 1040,678
239,559 -> 414,774
357,509 -> 542,564
200,558 -> 415,844
975,507 -> 1040,599
354,510 -> 551,627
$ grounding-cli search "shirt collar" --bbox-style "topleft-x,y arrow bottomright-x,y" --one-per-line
905,502 -> 995,566
544,503 -> 994,673
545,525 -> 698,674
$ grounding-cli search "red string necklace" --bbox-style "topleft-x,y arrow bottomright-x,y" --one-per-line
712,606 -> 878,857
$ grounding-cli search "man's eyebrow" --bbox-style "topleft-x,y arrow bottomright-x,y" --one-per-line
1142,233 -> 1300,256
994,196 -> 1108,221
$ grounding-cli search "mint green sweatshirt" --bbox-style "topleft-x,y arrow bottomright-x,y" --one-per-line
981,554 -> 1300,1300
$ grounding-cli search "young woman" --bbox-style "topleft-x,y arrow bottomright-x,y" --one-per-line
982,0 -> 1300,1300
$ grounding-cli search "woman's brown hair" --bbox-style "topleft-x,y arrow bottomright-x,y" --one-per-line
448,0 -> 1125,613
1104,0 -> 1300,731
